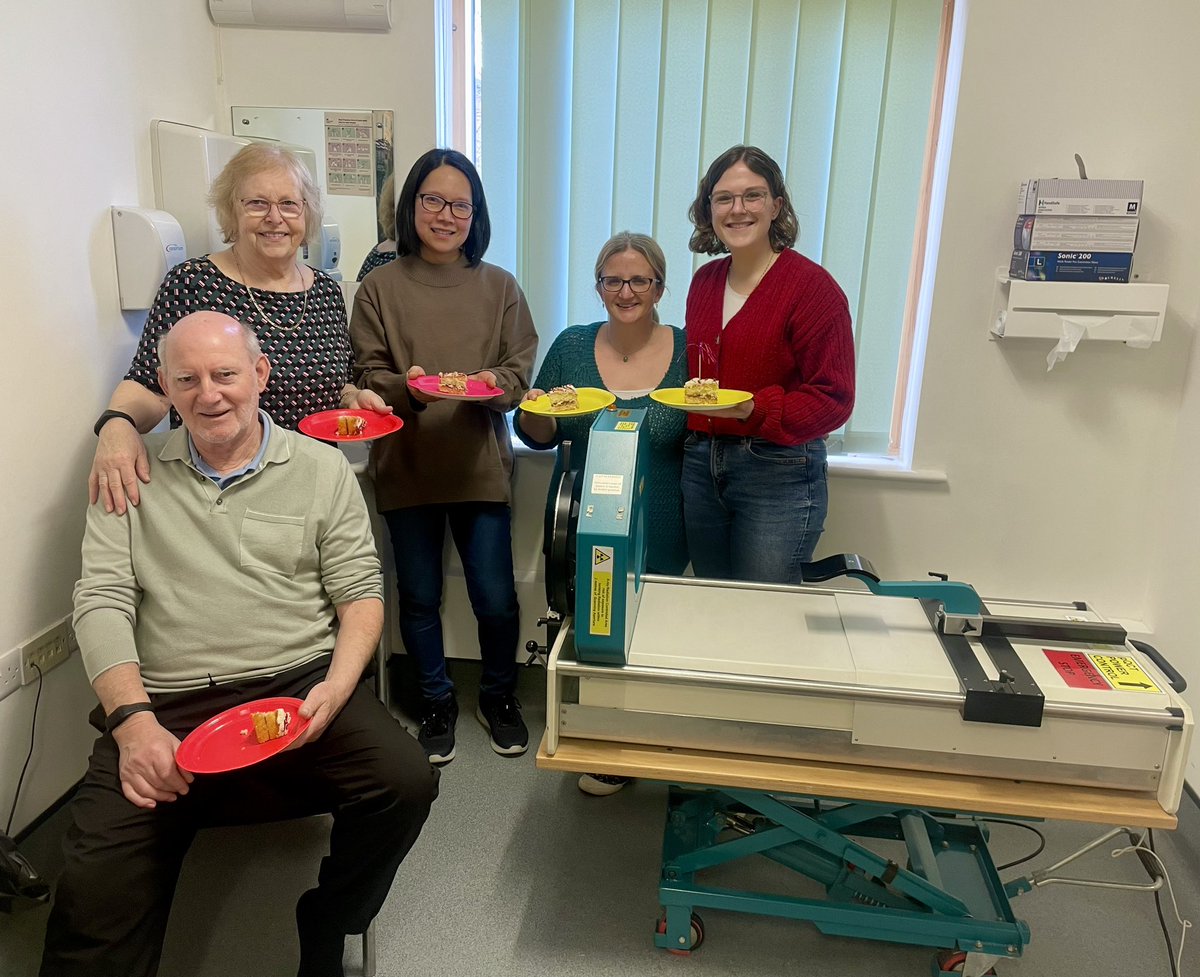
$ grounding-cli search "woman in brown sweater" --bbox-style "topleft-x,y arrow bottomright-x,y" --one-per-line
351,149 -> 538,765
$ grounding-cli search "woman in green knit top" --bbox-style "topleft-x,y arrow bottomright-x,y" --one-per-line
516,231 -> 687,795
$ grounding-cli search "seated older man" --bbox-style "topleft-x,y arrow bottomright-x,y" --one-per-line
41,312 -> 438,977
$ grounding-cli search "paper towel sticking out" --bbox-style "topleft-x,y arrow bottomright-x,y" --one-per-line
1125,317 -> 1156,349
1046,316 -> 1090,370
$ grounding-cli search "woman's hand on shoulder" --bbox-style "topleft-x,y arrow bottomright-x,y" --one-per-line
89,421 -> 151,515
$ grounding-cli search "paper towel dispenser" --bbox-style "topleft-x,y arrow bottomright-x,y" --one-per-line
110,208 -> 186,311
990,271 -> 1168,344
208,0 -> 392,31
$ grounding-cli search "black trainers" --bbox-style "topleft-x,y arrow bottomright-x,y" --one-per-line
418,694 -> 458,765
475,694 -> 529,756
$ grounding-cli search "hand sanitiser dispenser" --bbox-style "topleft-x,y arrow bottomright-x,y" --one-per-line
110,207 -> 186,311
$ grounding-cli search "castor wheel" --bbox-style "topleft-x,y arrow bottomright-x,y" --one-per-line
934,950 -> 997,975
656,911 -> 705,954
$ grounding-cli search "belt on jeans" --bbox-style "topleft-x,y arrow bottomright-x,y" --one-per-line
692,432 -> 826,445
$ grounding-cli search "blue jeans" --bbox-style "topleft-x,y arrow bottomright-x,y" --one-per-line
681,433 -> 829,584
383,503 -> 520,702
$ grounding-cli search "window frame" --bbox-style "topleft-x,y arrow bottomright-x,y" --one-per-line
448,0 -> 965,473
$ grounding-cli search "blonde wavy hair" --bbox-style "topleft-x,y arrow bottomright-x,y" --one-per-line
208,143 -> 324,246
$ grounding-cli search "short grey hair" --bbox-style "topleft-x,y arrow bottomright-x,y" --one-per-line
158,315 -> 262,369
207,142 -> 324,245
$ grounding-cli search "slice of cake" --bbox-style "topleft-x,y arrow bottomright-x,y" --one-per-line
250,708 -> 292,744
336,414 -> 366,437
438,371 -> 468,394
548,384 -> 579,411
684,377 -> 719,404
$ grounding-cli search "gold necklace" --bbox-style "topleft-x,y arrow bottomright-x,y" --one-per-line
231,248 -> 309,331
753,250 -> 780,291
730,250 -> 779,297
605,322 -> 656,363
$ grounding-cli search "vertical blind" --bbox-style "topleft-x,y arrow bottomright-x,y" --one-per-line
478,0 -> 945,455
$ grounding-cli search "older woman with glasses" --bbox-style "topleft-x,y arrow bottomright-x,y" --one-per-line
351,148 -> 538,768
682,145 -> 855,584
89,142 -> 388,514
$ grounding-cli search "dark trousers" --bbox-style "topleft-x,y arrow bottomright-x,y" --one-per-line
383,502 -> 520,702
39,658 -> 439,977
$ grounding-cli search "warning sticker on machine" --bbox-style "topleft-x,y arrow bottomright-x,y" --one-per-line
1043,650 -> 1112,690
615,421 -> 638,431
591,474 -> 624,496
1088,654 -> 1160,693
589,546 -> 613,636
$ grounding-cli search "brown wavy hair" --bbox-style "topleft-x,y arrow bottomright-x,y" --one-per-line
687,145 -> 799,255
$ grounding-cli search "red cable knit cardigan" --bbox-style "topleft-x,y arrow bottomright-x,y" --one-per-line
684,248 -> 856,444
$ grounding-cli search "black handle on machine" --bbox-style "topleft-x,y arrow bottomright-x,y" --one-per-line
1130,639 -> 1187,694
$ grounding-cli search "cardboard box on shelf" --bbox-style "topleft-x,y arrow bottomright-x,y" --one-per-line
1017,178 -> 1143,217
1009,249 -> 1133,283
1013,215 -> 1139,252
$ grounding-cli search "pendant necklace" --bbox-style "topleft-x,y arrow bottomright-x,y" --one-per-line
232,247 -> 309,330
607,323 -> 655,363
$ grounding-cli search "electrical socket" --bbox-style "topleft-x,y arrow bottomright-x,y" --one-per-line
21,618 -> 74,685
0,647 -> 21,702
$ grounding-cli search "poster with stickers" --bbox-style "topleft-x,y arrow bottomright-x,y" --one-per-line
324,111 -> 375,196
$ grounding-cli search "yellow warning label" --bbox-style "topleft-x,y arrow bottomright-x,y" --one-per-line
1087,654 -> 1160,693
615,421 -> 638,431
589,546 -> 613,635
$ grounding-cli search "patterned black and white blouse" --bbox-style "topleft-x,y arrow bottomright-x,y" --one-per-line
124,256 -> 352,430
355,246 -> 398,282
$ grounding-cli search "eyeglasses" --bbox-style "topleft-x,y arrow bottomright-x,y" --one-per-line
710,188 -> 772,212
597,276 -> 660,294
241,197 -> 306,219
418,194 -> 475,219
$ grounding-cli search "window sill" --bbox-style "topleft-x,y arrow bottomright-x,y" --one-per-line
829,456 -> 947,484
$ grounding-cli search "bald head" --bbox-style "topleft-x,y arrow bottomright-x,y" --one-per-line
158,312 -> 261,371
156,312 -> 271,457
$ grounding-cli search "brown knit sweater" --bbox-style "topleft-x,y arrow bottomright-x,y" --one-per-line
350,254 -> 538,510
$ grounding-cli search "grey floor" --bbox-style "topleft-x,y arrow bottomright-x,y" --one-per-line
3,660 -> 1197,977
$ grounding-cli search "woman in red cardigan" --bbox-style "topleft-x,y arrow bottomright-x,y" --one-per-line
681,145 -> 856,583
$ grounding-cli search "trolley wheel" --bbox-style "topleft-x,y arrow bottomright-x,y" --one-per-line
656,911 -> 705,954
934,950 -> 997,975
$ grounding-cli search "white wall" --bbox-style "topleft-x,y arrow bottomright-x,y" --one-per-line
0,2 -> 224,833
4,0 -> 1200,836
214,6 -> 437,213
818,0 -> 1200,779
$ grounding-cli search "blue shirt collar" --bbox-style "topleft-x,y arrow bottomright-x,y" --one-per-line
188,410 -> 273,488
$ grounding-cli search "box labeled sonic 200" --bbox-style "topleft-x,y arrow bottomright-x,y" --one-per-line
1009,249 -> 1133,283
1016,179 -> 1143,217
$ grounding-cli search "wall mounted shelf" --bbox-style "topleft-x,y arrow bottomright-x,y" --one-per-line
990,270 -> 1168,344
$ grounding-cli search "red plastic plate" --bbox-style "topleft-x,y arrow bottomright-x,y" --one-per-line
175,697 -> 310,774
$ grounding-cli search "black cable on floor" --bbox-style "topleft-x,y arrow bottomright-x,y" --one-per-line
5,663 -> 43,837
978,818 -> 1046,871
1148,830 -> 1179,977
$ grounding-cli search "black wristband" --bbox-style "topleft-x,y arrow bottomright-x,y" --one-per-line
104,702 -> 155,734
94,409 -> 138,437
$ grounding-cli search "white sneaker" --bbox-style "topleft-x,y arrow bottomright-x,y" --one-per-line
578,773 -> 631,796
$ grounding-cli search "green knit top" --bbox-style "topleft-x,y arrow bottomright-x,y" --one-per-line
516,321 -> 689,575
